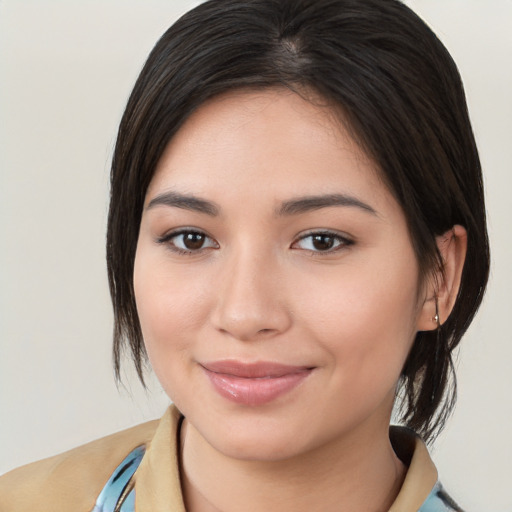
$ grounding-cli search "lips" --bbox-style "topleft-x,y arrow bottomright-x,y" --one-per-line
200,360 -> 314,406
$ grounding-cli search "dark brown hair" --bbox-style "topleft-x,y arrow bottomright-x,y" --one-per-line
107,0 -> 489,441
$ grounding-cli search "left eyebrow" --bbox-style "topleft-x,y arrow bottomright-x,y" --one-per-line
277,194 -> 378,217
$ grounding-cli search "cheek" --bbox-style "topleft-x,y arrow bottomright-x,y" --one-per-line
133,247 -> 212,368
294,253 -> 420,385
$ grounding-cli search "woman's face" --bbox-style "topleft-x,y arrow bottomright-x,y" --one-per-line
134,89 -> 431,461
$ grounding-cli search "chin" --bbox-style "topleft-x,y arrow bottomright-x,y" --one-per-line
212,429 -> 308,462
194,407 -> 324,462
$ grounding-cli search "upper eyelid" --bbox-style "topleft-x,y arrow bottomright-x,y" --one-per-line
158,227 -> 214,241
157,227 -> 351,238
294,229 -> 354,242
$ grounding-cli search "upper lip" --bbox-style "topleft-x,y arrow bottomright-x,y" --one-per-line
200,360 -> 313,378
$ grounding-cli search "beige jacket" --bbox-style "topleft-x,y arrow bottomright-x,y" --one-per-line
0,405 -> 439,511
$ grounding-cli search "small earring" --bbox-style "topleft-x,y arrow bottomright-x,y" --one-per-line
432,296 -> 440,328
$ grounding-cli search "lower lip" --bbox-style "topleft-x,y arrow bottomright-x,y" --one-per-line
202,368 -> 313,406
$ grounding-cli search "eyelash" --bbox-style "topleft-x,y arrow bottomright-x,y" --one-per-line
292,230 -> 354,254
157,229 -> 219,255
156,229 -> 354,255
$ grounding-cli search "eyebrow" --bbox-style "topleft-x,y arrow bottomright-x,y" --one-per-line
277,194 -> 378,217
146,191 -> 377,217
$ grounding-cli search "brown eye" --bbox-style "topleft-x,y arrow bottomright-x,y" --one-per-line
182,232 -> 206,250
159,229 -> 218,253
311,234 -> 336,251
293,231 -> 353,253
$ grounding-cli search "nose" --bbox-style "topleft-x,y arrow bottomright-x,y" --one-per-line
211,248 -> 292,341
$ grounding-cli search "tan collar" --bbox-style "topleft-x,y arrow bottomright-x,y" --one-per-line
389,426 -> 438,511
134,405 -> 437,511
134,405 -> 187,511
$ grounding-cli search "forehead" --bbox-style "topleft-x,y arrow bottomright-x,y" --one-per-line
147,88 -> 389,211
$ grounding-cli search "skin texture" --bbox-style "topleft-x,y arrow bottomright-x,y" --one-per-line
133,89 -> 466,512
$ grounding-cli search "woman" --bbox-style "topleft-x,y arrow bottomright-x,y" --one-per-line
0,0 -> 489,510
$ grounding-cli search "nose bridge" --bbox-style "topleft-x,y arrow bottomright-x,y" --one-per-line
212,242 -> 291,340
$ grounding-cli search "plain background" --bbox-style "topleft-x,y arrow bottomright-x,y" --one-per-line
1,0 -> 511,509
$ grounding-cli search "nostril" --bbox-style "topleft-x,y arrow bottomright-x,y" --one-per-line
254,328 -> 281,339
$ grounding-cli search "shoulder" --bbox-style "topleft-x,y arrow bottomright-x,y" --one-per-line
0,419 -> 159,512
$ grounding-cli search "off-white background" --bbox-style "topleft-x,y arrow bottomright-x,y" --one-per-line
1,1 -> 511,509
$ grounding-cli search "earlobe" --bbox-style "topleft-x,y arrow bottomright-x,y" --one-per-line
417,225 -> 468,331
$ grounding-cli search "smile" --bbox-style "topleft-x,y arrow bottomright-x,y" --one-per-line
200,360 -> 314,406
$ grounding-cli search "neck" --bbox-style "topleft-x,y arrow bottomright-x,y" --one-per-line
179,415 -> 406,512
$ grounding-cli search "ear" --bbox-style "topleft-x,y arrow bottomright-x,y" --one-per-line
416,225 -> 468,331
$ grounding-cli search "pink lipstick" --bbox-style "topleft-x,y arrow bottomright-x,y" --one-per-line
200,360 -> 313,406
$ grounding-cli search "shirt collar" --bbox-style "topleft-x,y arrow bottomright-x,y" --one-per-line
389,426 -> 438,511
134,406 -> 439,511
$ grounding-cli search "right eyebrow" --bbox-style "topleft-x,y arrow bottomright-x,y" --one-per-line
146,191 -> 220,216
